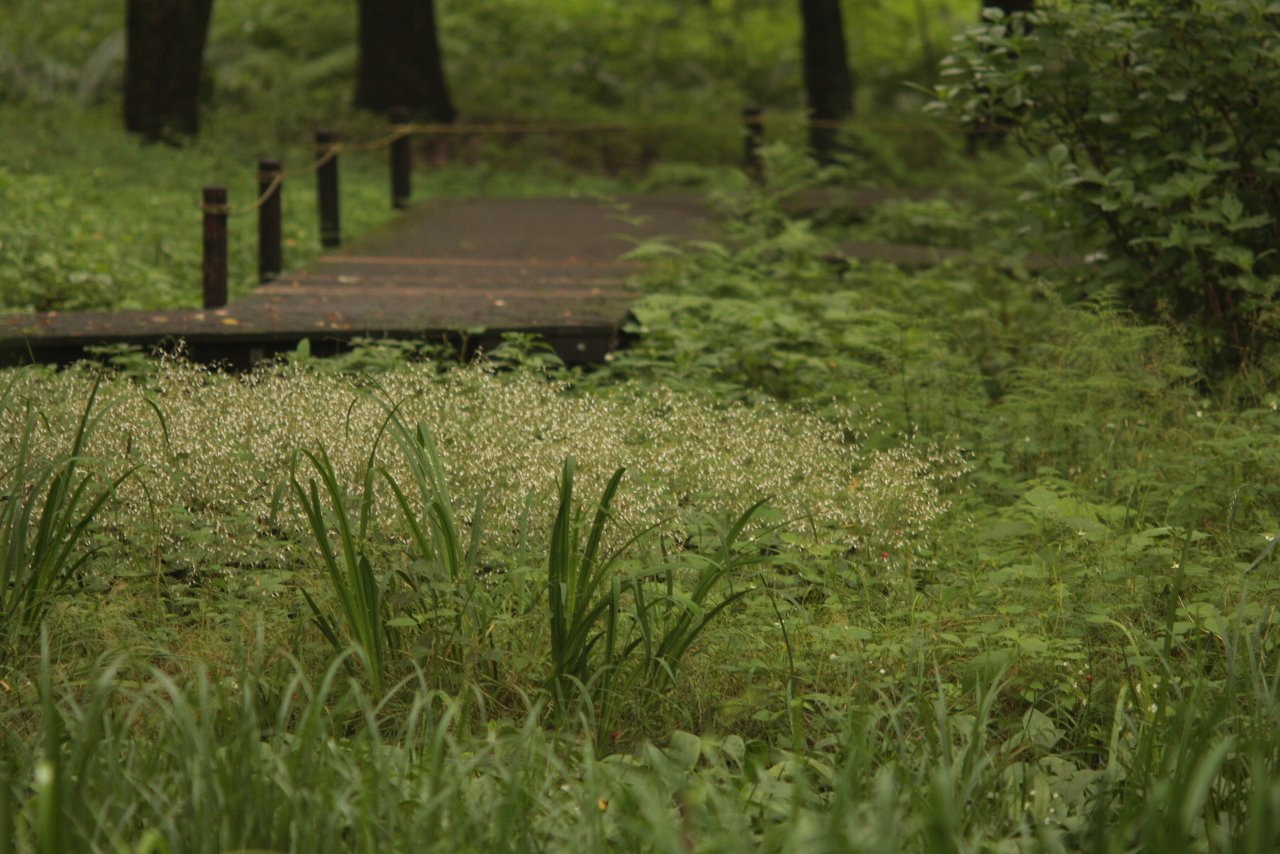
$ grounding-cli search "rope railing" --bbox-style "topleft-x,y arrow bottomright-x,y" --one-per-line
201,172 -> 283,218
199,107 -> 973,309
199,150 -> 335,218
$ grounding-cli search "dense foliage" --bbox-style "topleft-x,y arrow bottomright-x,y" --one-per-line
935,0 -> 1280,368
1,148 -> 1278,847
2,1 -> 1280,850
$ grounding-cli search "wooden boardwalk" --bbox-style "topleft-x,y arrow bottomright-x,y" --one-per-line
0,189 -> 1072,369
0,195 -> 711,368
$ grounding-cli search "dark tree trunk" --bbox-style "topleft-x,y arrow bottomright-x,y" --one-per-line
124,0 -> 214,142
355,0 -> 456,121
799,0 -> 855,161
983,0 -> 1034,16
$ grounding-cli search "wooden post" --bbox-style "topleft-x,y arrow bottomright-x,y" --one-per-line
202,186 -> 227,309
390,108 -> 412,210
315,129 -> 341,248
743,106 -> 765,182
257,159 -> 283,283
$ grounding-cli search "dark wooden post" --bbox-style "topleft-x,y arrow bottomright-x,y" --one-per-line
202,186 -> 228,309
315,129 -> 341,248
743,106 -> 765,181
257,159 -> 283,282
390,108 -> 412,210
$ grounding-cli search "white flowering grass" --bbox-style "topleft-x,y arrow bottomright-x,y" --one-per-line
0,360 -> 964,573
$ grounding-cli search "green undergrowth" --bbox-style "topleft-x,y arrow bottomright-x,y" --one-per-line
3,57 -> 1280,854
0,103 -> 635,313
1,334 -> 1277,848
3,205 -> 1280,846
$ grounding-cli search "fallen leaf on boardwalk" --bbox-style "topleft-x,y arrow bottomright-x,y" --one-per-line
220,318 -> 240,326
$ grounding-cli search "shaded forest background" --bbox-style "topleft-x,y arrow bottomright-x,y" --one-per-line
2,0 -> 986,140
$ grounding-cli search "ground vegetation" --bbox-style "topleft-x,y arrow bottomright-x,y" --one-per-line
1,1 -> 1279,850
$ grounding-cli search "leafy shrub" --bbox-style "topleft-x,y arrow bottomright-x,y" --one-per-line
935,1 -> 1280,368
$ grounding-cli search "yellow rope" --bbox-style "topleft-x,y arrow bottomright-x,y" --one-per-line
337,128 -> 411,153
285,144 -> 341,178
197,146 -> 333,217
227,172 -> 285,217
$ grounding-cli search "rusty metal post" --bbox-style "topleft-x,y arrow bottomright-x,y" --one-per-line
257,159 -> 283,282
315,129 -> 341,248
202,186 -> 228,309
390,108 -> 412,210
743,106 -> 765,182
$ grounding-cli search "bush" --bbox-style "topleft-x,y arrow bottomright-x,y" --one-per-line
934,0 -> 1280,369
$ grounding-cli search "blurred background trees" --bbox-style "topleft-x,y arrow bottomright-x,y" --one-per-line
799,0 -> 855,161
353,0 -> 454,120
123,0 -> 214,141
1,0 -> 976,147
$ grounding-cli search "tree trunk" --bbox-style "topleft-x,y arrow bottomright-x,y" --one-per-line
799,0 -> 855,161
983,0 -> 1034,16
123,0 -> 214,142
355,0 -> 456,121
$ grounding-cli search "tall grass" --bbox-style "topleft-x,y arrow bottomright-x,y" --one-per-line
546,456 -> 762,737
3,624 -> 1278,851
0,376 -> 129,669
380,416 -> 484,639
292,410 -> 494,695
546,456 -> 628,699
293,432 -> 756,737
292,445 -> 388,694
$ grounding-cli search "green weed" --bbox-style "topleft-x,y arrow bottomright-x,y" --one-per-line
293,445 -> 388,694
545,457 -> 628,703
0,376 -> 128,669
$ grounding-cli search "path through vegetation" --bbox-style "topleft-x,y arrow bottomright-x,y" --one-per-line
0,194 -> 712,367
